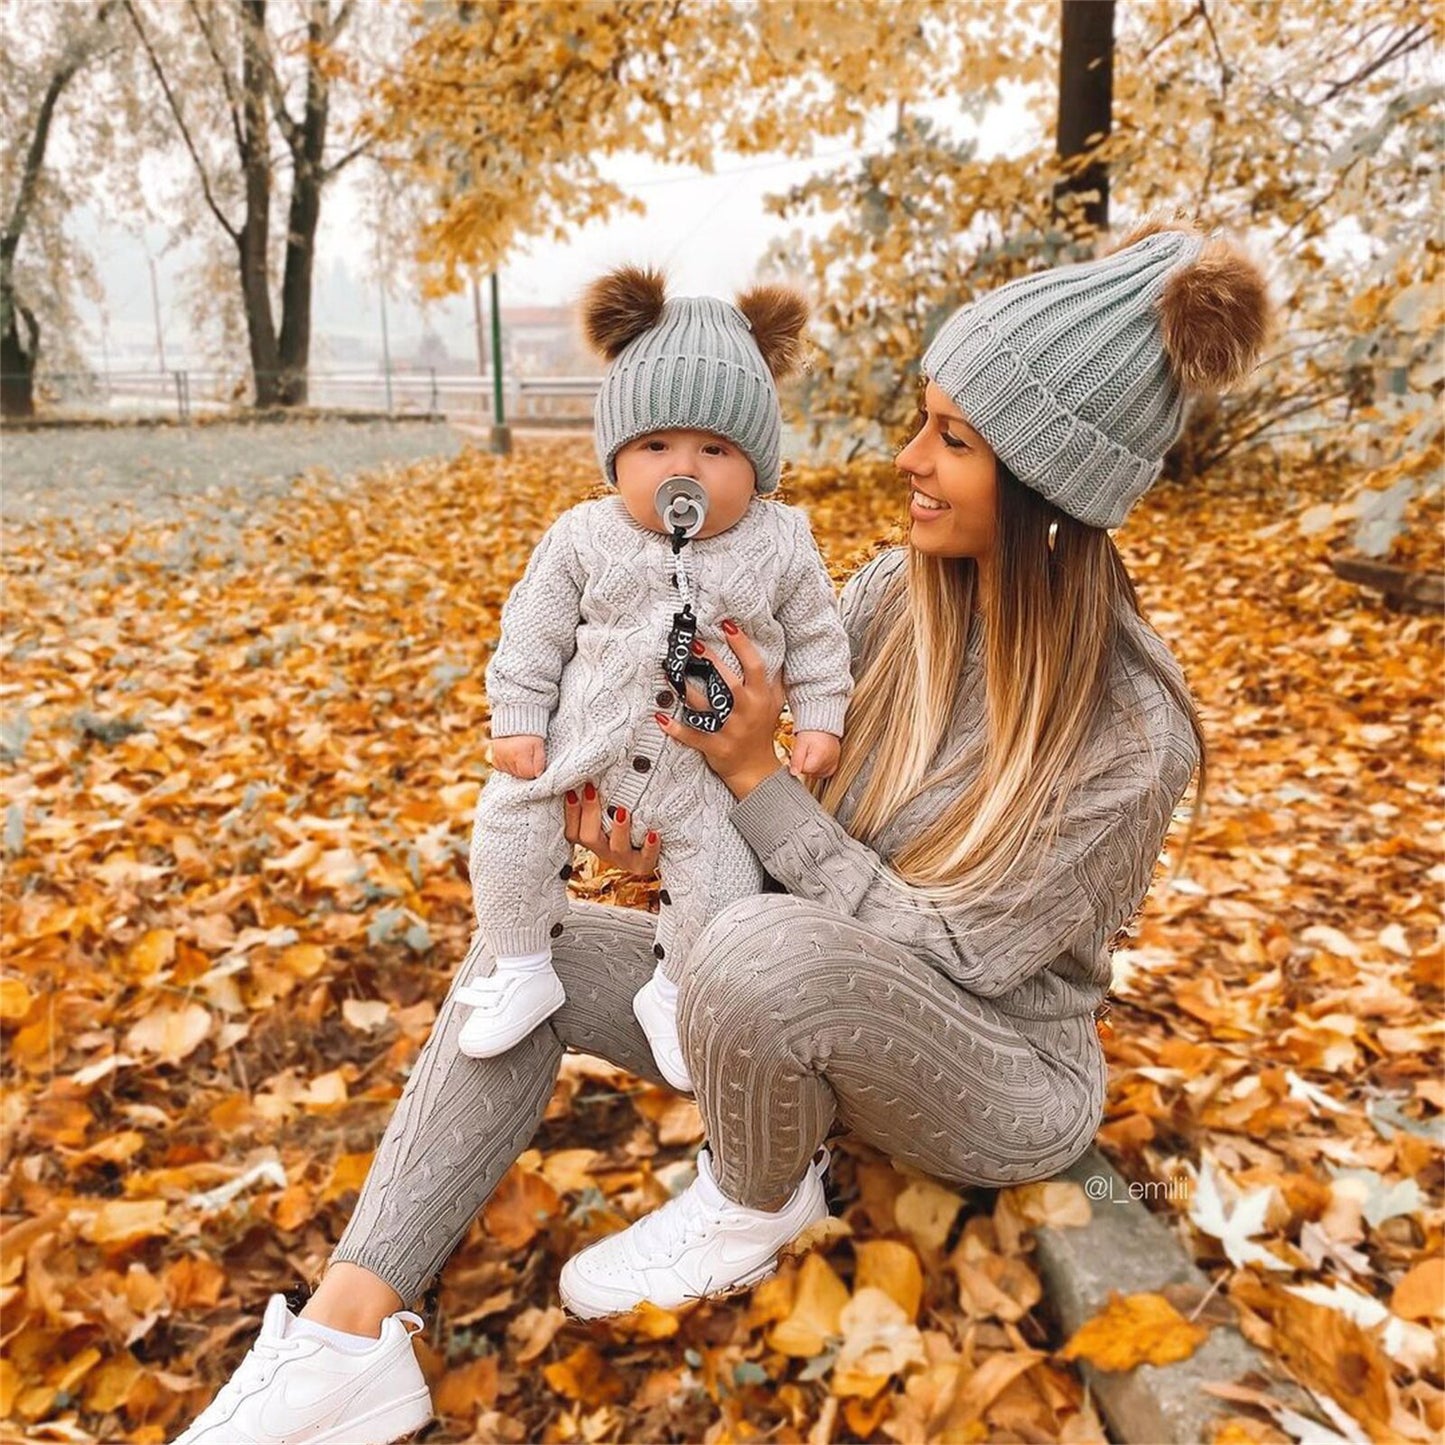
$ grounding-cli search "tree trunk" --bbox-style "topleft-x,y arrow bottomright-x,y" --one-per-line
275,4 -> 332,408
238,0 -> 282,406
1,299 -> 39,417
1053,0 -> 1114,234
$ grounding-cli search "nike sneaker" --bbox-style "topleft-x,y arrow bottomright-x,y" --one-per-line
559,1144 -> 831,1319
170,1292 -> 432,1444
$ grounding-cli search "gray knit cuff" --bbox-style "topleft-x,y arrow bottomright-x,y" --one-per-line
728,766 -> 819,861
924,320 -> 1160,530
489,704 -> 551,739
788,696 -> 850,737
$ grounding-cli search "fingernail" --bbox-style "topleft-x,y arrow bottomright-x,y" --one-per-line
565,790 -> 578,804
615,807 -> 628,822
654,712 -> 669,726
583,782 -> 596,799
691,639 -> 706,655
646,831 -> 658,844
721,618 -> 738,634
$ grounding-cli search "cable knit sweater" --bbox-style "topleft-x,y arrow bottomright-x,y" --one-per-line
469,491 -> 853,963
727,546 -> 1201,1023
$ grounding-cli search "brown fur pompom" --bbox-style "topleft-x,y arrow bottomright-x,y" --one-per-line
1158,235 -> 1272,392
582,265 -> 667,360
1109,217 -> 1272,392
736,284 -> 809,379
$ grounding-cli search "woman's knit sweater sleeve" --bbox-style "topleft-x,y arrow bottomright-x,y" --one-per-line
484,509 -> 586,739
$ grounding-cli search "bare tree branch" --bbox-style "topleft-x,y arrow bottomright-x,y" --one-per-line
122,0 -> 240,242
1319,23 -> 1432,104
184,0 -> 246,156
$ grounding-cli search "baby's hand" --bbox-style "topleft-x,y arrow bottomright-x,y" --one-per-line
789,730 -> 840,780
492,734 -> 546,780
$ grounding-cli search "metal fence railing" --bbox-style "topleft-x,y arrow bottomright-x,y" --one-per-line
4,369 -> 603,424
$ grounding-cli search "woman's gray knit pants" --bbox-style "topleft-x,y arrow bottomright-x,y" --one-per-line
330,894 -> 1106,1305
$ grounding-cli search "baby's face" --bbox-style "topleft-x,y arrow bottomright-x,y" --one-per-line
613,429 -> 756,538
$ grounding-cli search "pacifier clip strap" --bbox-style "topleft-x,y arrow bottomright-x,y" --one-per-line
664,526 -> 733,734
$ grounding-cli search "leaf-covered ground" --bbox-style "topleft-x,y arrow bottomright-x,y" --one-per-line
2,437 -> 1440,1442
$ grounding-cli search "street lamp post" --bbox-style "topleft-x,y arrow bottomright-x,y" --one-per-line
489,271 -> 511,456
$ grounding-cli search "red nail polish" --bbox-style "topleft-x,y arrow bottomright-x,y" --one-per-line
565,790 -> 578,804
615,806 -> 628,822
646,831 -> 658,844
691,639 -> 706,655
654,711 -> 669,726
583,782 -> 596,799
721,618 -> 739,635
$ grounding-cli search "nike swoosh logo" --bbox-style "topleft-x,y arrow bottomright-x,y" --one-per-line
256,1360 -> 372,1439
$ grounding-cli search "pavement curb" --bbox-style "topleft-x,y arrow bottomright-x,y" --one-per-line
1032,1146 -> 1313,1443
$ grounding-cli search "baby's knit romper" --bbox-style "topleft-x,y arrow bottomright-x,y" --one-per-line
468,491 -> 853,983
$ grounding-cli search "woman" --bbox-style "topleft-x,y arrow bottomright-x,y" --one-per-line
172,219 -> 1270,1444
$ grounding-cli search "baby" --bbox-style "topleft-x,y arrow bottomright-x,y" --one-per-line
454,265 -> 853,1091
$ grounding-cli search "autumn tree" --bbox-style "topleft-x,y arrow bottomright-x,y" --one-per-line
366,1 -> 970,295
122,0 -> 375,407
1,0 -> 128,418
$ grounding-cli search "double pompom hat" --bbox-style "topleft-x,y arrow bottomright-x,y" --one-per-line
583,266 -> 809,494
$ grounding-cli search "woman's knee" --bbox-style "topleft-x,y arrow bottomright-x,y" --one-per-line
676,894 -> 835,1033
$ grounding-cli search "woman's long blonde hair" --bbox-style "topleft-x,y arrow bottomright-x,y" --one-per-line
811,459 -> 1207,912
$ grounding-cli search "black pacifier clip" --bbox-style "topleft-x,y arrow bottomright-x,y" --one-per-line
654,472 -> 735,736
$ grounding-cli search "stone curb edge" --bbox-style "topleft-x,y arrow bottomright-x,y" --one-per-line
1032,1145 -> 1315,1443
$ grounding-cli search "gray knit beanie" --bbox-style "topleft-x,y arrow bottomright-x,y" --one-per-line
582,266 -> 809,493
922,221 -> 1272,529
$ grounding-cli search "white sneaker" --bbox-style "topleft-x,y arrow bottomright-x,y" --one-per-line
170,1293 -> 432,1445
632,969 -> 694,1093
558,1145 -> 831,1319
456,961 -> 566,1057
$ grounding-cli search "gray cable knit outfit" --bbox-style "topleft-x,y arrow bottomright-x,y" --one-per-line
470,491 -> 852,973
333,546 -> 1200,1303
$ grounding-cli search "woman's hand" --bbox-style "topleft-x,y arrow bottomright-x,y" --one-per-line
654,619 -> 785,800
562,781 -> 662,877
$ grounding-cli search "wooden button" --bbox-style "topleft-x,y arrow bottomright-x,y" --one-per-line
659,889 -> 672,905
656,690 -> 674,707
653,944 -> 665,959
558,864 -> 572,880
632,756 -> 651,773
550,923 -> 564,938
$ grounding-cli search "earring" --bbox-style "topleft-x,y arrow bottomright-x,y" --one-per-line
1047,519 -> 1059,553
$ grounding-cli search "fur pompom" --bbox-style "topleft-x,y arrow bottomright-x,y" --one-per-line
582,265 -> 667,359
736,283 -> 809,378
1158,235 -> 1272,392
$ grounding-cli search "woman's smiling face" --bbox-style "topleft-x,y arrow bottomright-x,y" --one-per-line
894,379 -> 999,561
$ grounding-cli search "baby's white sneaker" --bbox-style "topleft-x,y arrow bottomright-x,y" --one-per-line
456,951 -> 566,1057
169,1292 -> 431,1444
632,965 -> 694,1093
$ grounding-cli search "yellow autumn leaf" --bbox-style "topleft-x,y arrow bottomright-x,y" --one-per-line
767,1252 -> 849,1358
853,1238 -> 924,1321
0,977 -> 34,1025
124,1002 -> 212,1063
81,1200 -> 170,1246
1059,1290 -> 1210,1371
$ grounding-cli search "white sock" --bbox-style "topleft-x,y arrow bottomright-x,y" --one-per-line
649,967 -> 679,1005
290,1316 -> 383,1354
493,949 -> 554,975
